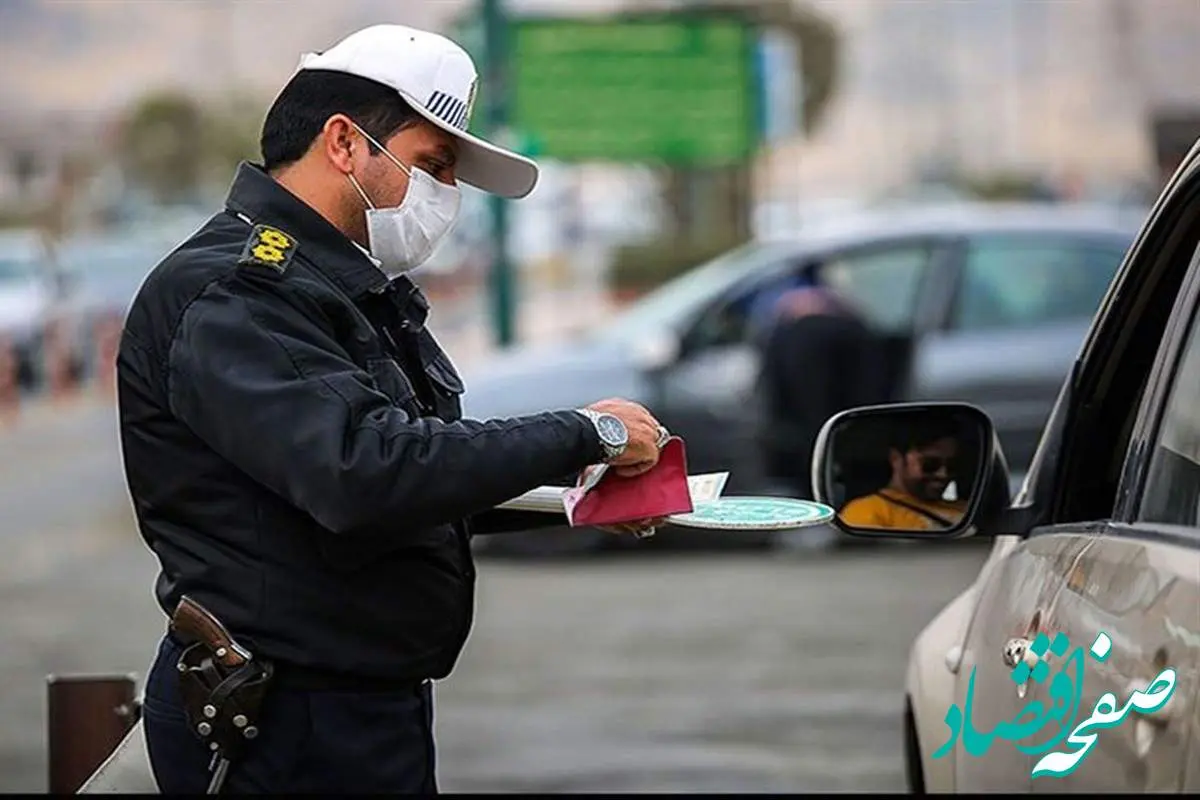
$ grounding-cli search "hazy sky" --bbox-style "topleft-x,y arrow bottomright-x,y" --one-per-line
0,0 -> 1122,118
4,0 -> 1200,194
3,0 -> 1195,120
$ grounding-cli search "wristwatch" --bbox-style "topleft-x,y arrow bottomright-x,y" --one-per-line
575,408 -> 629,462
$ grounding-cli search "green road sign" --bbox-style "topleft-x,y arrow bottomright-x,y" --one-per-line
509,14 -> 759,166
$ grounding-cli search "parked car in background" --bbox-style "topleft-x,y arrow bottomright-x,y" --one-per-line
460,202 -> 1144,557
53,216 -> 206,382
816,141 -> 1200,793
0,229 -> 85,389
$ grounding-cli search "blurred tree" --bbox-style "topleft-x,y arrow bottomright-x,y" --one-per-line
661,0 -> 842,257
36,152 -> 95,243
202,92 -> 267,187
958,171 -> 1059,202
610,233 -> 742,296
116,91 -> 207,205
116,89 -> 267,206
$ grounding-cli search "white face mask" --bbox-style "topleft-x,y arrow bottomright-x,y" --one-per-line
347,124 -> 462,278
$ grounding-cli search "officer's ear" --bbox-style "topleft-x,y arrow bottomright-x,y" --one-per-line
321,114 -> 359,175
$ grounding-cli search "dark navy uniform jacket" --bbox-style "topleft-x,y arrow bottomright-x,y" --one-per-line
117,162 -> 602,683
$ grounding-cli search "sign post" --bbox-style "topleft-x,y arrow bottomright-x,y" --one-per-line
483,0 -> 516,348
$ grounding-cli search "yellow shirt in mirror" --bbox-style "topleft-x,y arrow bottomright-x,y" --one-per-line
839,488 -> 967,531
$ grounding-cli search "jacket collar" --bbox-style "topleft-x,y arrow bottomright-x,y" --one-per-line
224,161 -> 427,308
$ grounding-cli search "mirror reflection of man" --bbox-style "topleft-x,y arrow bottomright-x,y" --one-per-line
839,417 -> 968,531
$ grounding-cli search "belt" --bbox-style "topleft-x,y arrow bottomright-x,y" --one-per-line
165,631 -> 429,694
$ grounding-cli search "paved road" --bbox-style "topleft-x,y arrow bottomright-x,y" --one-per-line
0,393 -> 991,793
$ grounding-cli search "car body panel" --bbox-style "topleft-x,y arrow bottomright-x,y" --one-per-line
905,534 -> 1022,792
905,582 -> 976,793
904,141 -> 1200,793
1025,528 -> 1200,793
949,532 -> 1094,792
651,343 -> 768,490
461,338 -> 649,419
1184,675 -> 1200,792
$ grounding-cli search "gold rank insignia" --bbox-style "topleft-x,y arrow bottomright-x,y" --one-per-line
239,224 -> 297,273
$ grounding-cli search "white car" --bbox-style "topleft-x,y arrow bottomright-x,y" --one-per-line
814,139 -> 1200,793
0,230 -> 64,387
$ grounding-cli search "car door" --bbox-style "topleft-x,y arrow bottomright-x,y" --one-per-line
651,256 -> 809,488
1025,529 -> 1199,793
656,238 -> 941,490
948,150 -> 1200,792
948,530 -> 1089,792
909,234 -> 1129,475
1025,247 -> 1200,793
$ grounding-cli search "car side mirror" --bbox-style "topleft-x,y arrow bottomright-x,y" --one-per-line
811,402 -> 1012,540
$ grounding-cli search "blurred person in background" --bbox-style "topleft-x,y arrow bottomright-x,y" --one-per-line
745,263 -> 818,348
755,275 -> 888,500
116,24 -> 669,794
839,414 -> 967,531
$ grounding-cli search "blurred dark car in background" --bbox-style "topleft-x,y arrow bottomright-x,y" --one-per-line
460,202 -> 1144,557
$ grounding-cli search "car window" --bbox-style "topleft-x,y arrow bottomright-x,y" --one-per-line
818,243 -> 931,333
683,242 -> 931,350
1138,294 -> 1200,527
597,241 -> 803,345
952,236 -> 1126,332
681,265 -> 811,352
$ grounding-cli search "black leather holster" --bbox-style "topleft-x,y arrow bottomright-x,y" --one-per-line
175,640 -> 275,763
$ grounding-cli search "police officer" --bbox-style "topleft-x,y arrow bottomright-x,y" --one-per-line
117,24 -> 669,794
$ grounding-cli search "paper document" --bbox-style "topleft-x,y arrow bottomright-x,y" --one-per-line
496,471 -> 730,515
496,484 -> 568,514
687,471 -> 729,504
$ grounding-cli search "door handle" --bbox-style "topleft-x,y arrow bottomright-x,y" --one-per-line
1002,610 -> 1045,698
945,644 -> 964,675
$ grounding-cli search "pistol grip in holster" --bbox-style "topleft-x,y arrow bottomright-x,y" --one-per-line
176,644 -> 274,761
169,596 -> 275,766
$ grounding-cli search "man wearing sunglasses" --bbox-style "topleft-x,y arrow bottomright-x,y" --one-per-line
839,416 -> 968,531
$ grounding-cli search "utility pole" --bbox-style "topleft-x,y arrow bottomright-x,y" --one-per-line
483,0 -> 515,347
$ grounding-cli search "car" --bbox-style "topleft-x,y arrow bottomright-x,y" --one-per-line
52,220 -> 207,382
460,201 -> 1144,557
812,143 -> 1200,793
0,229 -> 82,389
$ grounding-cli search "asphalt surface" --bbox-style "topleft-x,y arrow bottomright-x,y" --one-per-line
0,392 -> 991,793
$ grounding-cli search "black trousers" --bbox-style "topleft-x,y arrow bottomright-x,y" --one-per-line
142,635 -> 438,793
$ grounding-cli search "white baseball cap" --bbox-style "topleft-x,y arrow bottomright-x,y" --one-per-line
297,24 -> 539,199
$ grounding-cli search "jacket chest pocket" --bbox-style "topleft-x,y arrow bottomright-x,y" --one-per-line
366,357 -> 423,417
423,352 -> 465,421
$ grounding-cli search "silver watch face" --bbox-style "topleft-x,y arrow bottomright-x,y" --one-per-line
596,414 -> 628,447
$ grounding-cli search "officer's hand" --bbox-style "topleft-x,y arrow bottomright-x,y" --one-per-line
584,398 -> 666,477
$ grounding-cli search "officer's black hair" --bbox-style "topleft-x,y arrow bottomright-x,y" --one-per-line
260,69 -> 422,173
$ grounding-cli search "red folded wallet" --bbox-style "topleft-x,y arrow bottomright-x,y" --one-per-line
562,436 -> 695,527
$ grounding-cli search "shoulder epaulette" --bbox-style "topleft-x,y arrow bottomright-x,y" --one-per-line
238,224 -> 298,274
